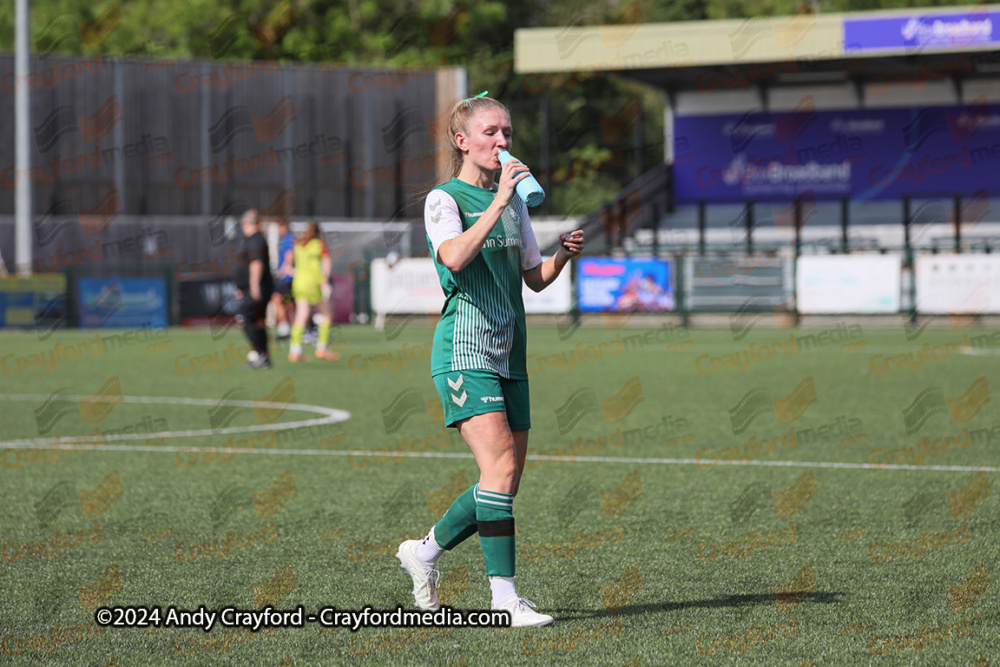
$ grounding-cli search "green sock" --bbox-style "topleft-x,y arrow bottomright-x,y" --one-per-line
433,485 -> 478,549
317,321 -> 331,350
476,484 -> 515,577
291,324 -> 304,351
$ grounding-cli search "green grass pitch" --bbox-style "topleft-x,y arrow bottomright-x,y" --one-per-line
0,320 -> 997,665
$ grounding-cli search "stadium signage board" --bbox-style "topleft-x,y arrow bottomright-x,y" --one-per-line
796,255 -> 901,314
844,11 -> 999,54
577,258 -> 675,313
674,104 -> 999,203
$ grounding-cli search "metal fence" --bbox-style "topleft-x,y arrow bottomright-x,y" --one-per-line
0,54 -> 444,219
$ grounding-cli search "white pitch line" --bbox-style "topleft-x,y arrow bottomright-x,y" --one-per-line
2,394 -> 996,472
0,439 -> 996,473
0,394 -> 350,448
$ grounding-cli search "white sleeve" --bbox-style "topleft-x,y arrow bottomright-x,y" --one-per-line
424,190 -> 463,263
520,198 -> 543,271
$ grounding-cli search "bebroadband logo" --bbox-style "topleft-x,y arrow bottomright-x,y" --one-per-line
34,95 -> 122,152
901,377 -> 990,434
773,563 -> 816,611
773,471 -> 816,518
947,564 -> 989,612
946,472 -> 990,518
600,564 -> 642,611
79,470 -> 123,518
208,96 -> 296,153
252,471 -> 295,518
729,377 -> 817,434
253,564 -> 295,609
599,470 -> 643,518
554,377 -> 644,434
79,563 -> 122,611
426,470 -> 469,519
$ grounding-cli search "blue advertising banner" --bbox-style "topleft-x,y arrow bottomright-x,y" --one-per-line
673,100 -> 999,203
577,258 -> 674,312
77,277 -> 168,328
844,10 -> 999,54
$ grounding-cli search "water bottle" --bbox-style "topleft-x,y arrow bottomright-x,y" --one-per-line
497,150 -> 545,208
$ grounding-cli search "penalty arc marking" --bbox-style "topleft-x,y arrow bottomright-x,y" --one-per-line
0,394 -> 997,473
0,393 -> 350,449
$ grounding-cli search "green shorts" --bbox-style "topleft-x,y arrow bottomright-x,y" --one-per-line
432,369 -> 531,431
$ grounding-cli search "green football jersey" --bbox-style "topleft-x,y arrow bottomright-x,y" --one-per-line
424,178 -> 541,379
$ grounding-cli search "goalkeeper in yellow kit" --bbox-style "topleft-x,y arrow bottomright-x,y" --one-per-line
288,221 -> 339,362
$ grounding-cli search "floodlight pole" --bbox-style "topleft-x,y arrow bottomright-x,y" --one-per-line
15,0 -> 32,277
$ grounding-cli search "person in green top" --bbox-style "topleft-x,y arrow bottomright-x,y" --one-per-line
396,94 -> 584,628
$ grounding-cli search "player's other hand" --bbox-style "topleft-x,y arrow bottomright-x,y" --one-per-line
321,282 -> 332,300
557,230 -> 585,260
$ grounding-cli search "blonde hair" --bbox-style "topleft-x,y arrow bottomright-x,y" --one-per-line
445,96 -> 511,178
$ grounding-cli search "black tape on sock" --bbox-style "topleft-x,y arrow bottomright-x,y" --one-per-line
478,518 -> 515,538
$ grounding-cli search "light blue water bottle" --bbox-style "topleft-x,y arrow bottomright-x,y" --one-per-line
497,150 -> 545,208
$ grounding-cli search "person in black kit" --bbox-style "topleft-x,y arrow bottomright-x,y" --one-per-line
232,209 -> 274,370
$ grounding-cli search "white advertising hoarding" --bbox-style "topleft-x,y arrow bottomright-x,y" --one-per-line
915,255 -> 1000,314
371,258 -> 572,315
796,255 -> 901,313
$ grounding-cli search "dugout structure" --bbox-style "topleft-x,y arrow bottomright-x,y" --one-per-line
515,4 -> 1000,253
